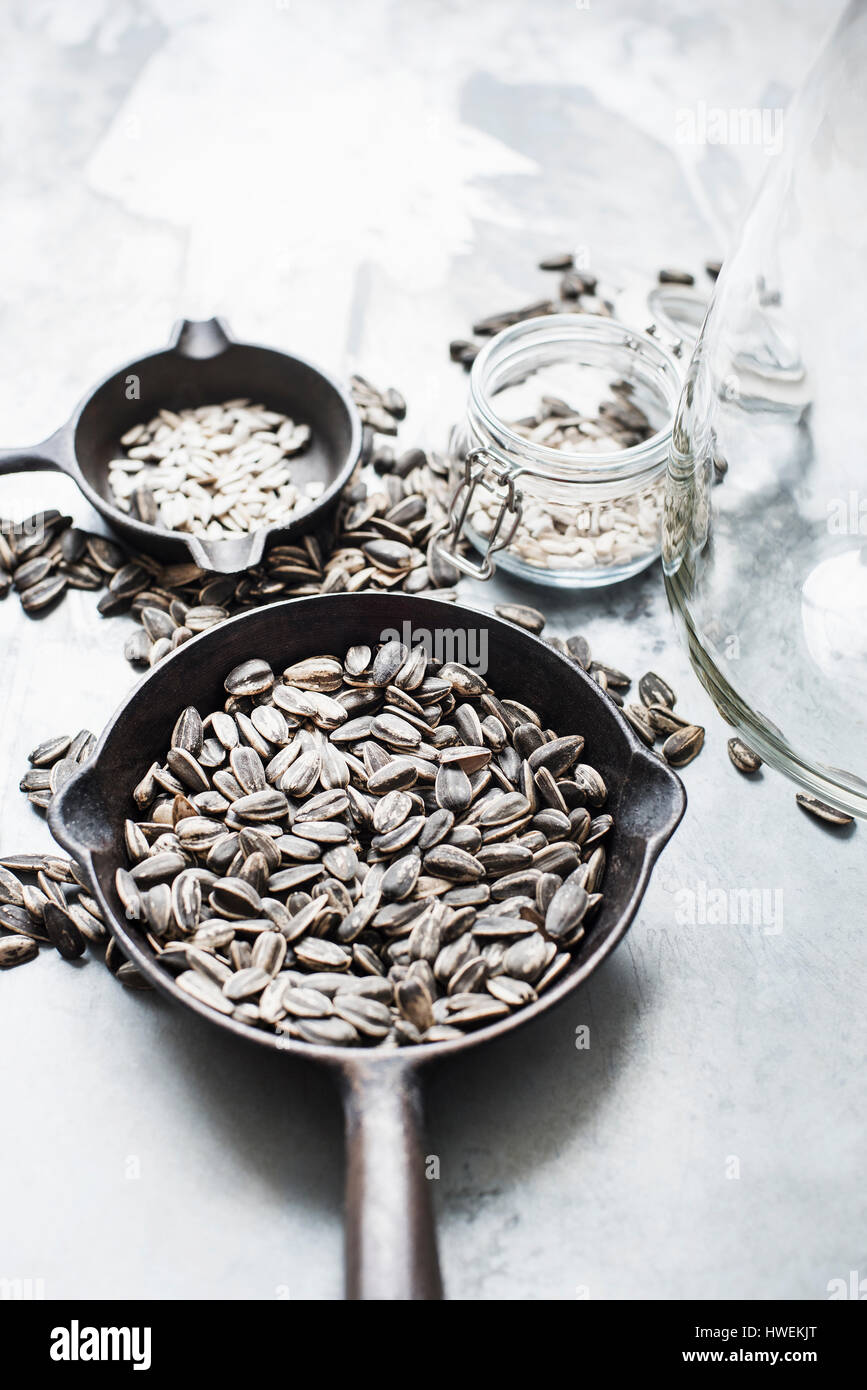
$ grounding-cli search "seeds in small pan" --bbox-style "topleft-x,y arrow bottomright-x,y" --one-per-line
795,794 -> 853,827
727,738 -> 762,774
662,724 -> 705,767
438,662 -> 487,697
130,852 -> 186,886
165,748 -> 210,793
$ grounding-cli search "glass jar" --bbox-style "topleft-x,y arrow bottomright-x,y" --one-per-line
663,0 -> 867,816
436,315 -> 682,587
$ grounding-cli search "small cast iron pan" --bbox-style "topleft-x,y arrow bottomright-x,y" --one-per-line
49,593 -> 685,1300
0,318 -> 362,574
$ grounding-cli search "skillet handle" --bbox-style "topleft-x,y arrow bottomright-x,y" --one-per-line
340,1058 -> 443,1300
0,426 -> 71,477
47,762 -> 108,896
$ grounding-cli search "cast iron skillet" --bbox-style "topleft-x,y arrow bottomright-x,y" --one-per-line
0,319 -> 362,574
48,593 -> 685,1299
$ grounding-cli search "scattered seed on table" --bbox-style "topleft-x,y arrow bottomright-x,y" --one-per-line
727,738 -> 762,774
494,604 -> 546,634
795,794 -> 853,827
662,724 -> 705,767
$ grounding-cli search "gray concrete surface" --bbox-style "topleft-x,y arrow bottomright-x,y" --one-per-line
1,0 -> 862,1301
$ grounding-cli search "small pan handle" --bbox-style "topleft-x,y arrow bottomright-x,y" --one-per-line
340,1058 -> 443,1300
0,425 -> 73,478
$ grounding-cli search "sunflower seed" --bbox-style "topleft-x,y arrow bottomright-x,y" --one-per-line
623,703 -> 656,745
225,659 -> 275,696
487,975 -> 536,1006
639,671 -> 676,709
727,738 -> 762,774
0,934 -> 39,966
494,604 -> 546,634
294,937 -> 351,971
396,977 -> 435,1031
42,902 -> 86,960
662,725 -> 704,767
795,794 -> 853,827
293,1016 -> 359,1046
545,879 -> 589,940
28,733 -> 73,767
112,639 -> 617,1047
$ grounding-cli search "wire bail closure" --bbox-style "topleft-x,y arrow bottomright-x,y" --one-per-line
432,448 -> 523,581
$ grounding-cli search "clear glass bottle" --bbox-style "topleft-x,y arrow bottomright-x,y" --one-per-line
437,315 -> 682,587
664,0 -> 867,816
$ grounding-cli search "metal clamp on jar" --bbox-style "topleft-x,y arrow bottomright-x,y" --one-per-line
435,313 -> 682,588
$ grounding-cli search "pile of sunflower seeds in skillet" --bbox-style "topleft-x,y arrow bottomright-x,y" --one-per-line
19,605 -> 703,831
113,641 -> 613,1046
